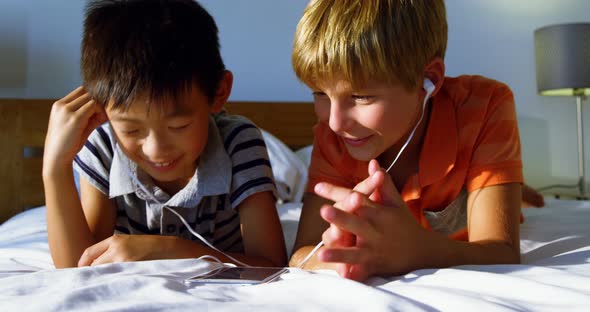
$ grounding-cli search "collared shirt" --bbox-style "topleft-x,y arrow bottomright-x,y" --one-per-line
73,113 -> 276,252
306,75 -> 523,239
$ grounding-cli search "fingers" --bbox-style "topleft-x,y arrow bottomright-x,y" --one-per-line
353,168 -> 384,195
318,247 -> 372,281
77,98 -> 107,124
317,246 -> 363,264
314,173 -> 382,204
314,183 -> 353,203
322,224 -> 355,248
320,195 -> 372,237
66,93 -> 93,111
77,237 -> 110,267
521,184 -> 545,208
345,264 -> 370,282
89,250 -> 116,266
61,86 -> 86,103
368,159 -> 405,208
368,159 -> 381,176
61,86 -> 101,114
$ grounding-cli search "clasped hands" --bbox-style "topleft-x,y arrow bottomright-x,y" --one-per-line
314,159 -> 432,281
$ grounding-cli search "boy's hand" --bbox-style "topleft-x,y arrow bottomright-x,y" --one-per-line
43,86 -> 107,173
316,160 -> 429,281
315,159 -> 386,276
78,234 -> 169,266
315,160 -> 383,274
521,183 -> 545,208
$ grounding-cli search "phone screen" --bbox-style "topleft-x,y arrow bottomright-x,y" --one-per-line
184,267 -> 288,285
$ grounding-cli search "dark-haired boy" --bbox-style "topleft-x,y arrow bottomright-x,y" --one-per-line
43,0 -> 286,268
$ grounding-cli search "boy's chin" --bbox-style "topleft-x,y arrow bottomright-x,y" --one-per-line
345,145 -> 379,163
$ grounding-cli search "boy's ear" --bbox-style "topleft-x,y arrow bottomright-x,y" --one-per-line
423,57 -> 445,98
210,70 -> 233,113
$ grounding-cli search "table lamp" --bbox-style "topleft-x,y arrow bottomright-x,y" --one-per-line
534,23 -> 590,198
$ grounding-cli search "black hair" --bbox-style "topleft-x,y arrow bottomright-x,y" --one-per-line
81,0 -> 225,110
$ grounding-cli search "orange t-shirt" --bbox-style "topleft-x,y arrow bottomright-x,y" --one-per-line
306,75 -> 524,240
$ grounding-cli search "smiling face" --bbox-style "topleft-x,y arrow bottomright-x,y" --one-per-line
313,79 -> 426,163
106,87 -> 218,190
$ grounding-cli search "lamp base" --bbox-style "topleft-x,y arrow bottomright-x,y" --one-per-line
539,95 -> 588,201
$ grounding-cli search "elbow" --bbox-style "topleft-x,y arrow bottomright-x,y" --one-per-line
288,256 -> 300,268
498,241 -> 521,264
270,253 -> 288,267
288,246 -> 310,268
509,247 -> 521,264
259,248 -> 288,267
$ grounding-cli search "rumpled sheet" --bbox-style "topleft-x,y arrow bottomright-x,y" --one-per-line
0,199 -> 589,311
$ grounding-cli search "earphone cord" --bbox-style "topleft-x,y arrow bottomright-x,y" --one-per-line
384,88 -> 431,173
115,144 -> 251,268
297,86 -> 433,269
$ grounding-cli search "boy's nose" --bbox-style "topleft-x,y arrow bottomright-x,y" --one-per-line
328,102 -> 353,133
142,132 -> 171,160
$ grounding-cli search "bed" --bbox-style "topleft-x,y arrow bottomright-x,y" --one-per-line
1,99 -> 589,311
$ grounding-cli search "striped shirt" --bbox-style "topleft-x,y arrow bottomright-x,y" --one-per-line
73,112 -> 276,252
307,75 -> 523,240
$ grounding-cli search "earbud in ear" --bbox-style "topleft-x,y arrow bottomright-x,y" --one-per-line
423,78 -> 435,98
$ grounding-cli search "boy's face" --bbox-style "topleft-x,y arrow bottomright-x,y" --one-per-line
313,79 -> 424,162
106,88 -> 216,189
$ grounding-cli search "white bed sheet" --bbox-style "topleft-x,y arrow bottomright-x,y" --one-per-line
1,199 -> 589,311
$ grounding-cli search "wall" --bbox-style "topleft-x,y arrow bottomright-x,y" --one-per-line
444,0 -> 590,191
0,0 -> 589,190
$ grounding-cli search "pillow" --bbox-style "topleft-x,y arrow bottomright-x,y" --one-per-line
260,130 -> 308,203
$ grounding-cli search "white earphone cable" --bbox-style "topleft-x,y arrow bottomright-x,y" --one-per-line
115,143 -> 251,268
385,79 -> 435,173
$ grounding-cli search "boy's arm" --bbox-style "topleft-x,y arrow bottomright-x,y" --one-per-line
79,176 -> 118,242
289,193 -> 337,269
391,183 -> 521,273
46,174 -> 116,268
79,191 -> 288,267
314,171 -> 521,280
236,191 -> 287,267
442,182 -> 521,264
44,168 -> 102,268
290,167 -> 383,270
43,87 -> 111,268
402,183 -> 521,270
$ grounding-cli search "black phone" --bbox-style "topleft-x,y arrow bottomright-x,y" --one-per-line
184,266 -> 288,286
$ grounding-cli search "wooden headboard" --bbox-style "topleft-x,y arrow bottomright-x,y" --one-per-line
0,99 -> 316,224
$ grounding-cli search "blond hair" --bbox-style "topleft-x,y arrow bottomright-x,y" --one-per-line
292,0 -> 447,91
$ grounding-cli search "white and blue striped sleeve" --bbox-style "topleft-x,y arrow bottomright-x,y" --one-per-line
72,124 -> 114,195
219,115 -> 277,209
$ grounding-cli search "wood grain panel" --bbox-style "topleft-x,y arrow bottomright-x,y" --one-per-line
0,99 -> 53,223
226,101 -> 316,150
0,99 -> 316,224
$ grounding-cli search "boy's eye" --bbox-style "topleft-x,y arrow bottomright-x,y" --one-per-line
122,129 -> 139,135
312,92 -> 327,100
352,95 -> 373,102
169,123 -> 191,130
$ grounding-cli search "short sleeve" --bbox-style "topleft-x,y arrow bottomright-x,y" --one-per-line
72,124 -> 114,195
466,84 -> 523,192
218,115 -> 277,209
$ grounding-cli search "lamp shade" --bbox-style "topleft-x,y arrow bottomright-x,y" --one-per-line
534,23 -> 590,96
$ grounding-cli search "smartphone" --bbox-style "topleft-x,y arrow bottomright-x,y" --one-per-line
184,266 -> 288,286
